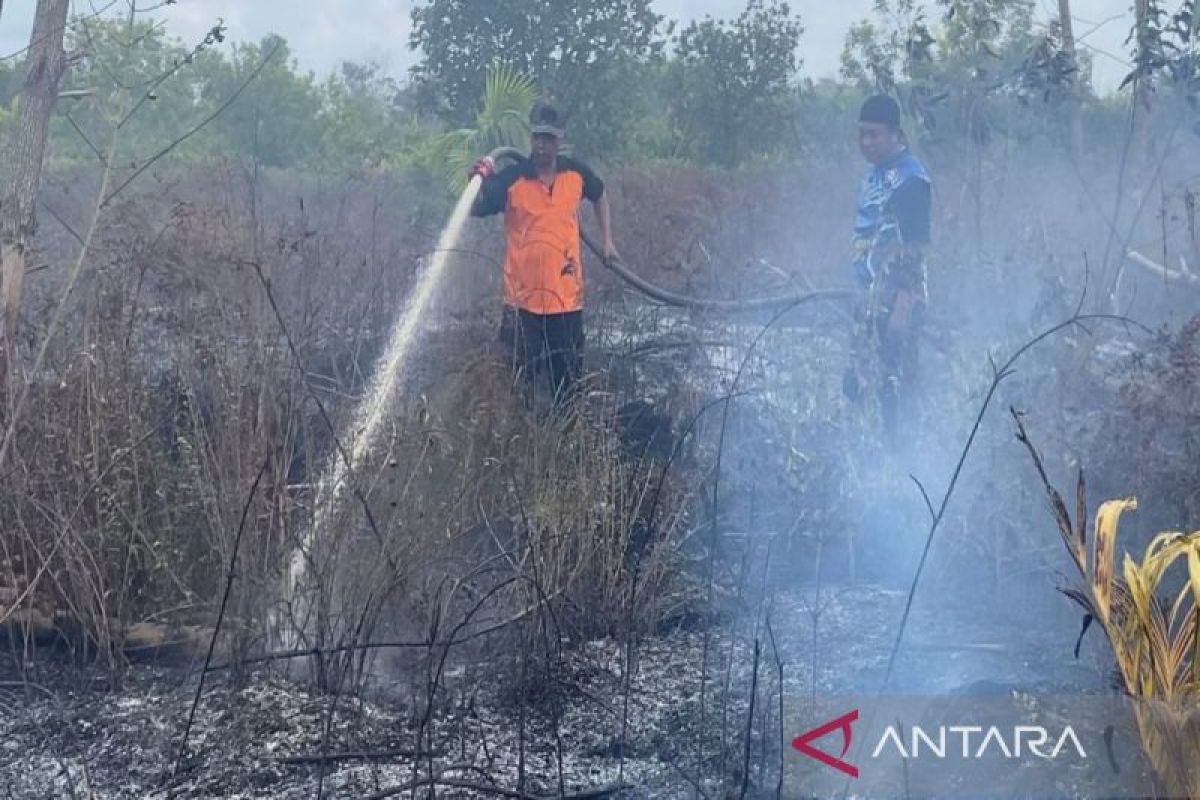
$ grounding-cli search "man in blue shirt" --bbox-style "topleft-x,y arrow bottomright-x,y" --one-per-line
845,95 -> 932,445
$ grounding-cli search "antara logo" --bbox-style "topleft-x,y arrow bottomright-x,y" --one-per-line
792,710 -> 859,778
793,710 -> 1088,778
872,724 -> 1087,760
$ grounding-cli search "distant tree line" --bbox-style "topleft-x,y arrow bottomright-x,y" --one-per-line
0,0 -> 1195,179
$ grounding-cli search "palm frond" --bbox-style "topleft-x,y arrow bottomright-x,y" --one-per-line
1092,498 -> 1137,627
1020,424 -> 1200,797
477,65 -> 536,149
440,66 -> 536,194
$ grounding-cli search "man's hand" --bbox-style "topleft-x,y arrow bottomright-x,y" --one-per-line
886,289 -> 918,337
468,156 -> 495,180
851,256 -> 874,288
602,240 -> 621,264
850,236 -> 874,288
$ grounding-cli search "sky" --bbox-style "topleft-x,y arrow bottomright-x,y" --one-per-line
0,0 -> 1137,92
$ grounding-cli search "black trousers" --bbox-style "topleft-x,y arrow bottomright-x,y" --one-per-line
843,283 -> 924,447
875,286 -> 924,447
501,307 -> 584,403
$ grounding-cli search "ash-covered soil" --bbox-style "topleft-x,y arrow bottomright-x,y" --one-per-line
0,585 -> 1104,799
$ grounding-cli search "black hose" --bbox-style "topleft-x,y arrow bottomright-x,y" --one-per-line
485,146 -> 856,313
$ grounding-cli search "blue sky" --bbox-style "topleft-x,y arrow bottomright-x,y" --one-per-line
1,1 -> 1135,92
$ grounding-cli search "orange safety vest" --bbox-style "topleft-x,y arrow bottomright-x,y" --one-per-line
472,156 -> 605,315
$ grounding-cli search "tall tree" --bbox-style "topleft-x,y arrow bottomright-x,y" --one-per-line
1134,0 -> 1152,109
61,18 -> 222,166
842,0 -> 1044,145
202,36 -> 323,168
1058,0 -> 1084,160
0,0 -> 69,407
669,0 -> 803,166
408,0 -> 666,157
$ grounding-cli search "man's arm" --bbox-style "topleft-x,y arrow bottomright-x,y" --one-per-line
567,157 -> 619,262
890,178 -> 931,244
471,163 -> 519,218
886,177 -> 930,293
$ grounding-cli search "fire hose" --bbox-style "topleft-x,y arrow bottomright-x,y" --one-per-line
486,146 -> 857,313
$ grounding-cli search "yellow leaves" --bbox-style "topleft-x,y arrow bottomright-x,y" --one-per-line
1189,544 -> 1200,623
1040,493 -> 1200,709
1095,513 -> 1200,798
1132,698 -> 1200,799
1107,526 -> 1200,704
1091,497 -> 1137,628
1056,494 -> 1195,796
1186,541 -> 1200,703
1017,417 -> 1200,796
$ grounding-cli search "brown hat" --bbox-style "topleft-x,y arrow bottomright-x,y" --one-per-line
530,100 -> 565,138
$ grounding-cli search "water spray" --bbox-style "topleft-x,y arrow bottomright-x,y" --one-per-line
277,174 -> 487,652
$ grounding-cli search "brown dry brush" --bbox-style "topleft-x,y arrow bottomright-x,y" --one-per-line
362,374 -> 694,798
0,164 -> 446,671
0,159 -> 713,688
0,200 -> 220,670
259,350 -> 702,795
1090,313 -> 1200,532
4,142 -> 1157,793
0,149 -> 712,796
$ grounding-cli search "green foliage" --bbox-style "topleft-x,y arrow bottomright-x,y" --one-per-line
791,78 -> 863,166
408,0 -> 667,158
840,0 -> 1079,150
841,0 -> 930,93
1125,1 -> 1200,114
1015,18 -> 1093,103
200,35 -> 324,167
53,18 -> 229,166
666,0 -> 803,166
0,95 -> 17,153
38,16 -> 441,176
6,2 -> 1156,182
318,62 -> 411,170
437,66 -> 536,192
0,60 -> 21,105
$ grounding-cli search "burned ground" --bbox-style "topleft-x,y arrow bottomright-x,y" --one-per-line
2,144 -> 1198,798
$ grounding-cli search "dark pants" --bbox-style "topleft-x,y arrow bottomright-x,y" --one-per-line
501,307 -> 584,404
844,284 -> 924,447
875,287 -> 924,447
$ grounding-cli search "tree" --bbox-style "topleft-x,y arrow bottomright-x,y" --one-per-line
318,61 -> 411,170
59,18 -> 225,167
1120,0 -> 1200,112
668,0 -> 803,166
841,0 -> 931,95
840,0 -> 1095,152
0,0 -> 69,407
1058,0 -> 1084,160
408,0 -> 666,157
201,35 -> 323,168
1133,0 -> 1153,113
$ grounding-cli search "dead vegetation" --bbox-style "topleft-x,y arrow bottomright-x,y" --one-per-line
1017,411 -> 1200,799
2,130 -> 1200,796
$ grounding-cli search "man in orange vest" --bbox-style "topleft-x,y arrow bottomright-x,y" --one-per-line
469,101 -> 619,403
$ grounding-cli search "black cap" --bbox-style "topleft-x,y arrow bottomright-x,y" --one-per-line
860,94 -> 901,128
530,100 -> 564,138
